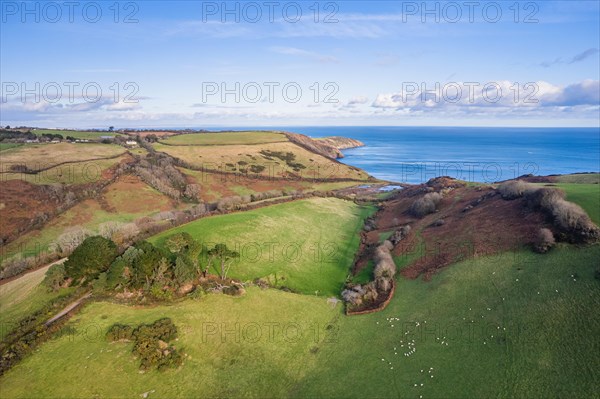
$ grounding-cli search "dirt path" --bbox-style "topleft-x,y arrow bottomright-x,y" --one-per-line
45,291 -> 92,326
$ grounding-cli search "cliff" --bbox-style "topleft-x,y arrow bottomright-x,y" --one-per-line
284,132 -> 364,159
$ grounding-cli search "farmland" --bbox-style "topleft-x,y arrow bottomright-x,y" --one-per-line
0,245 -> 597,398
160,131 -> 288,145
32,129 -> 124,140
151,198 -> 375,296
0,142 -> 126,174
0,130 -> 598,399
153,141 -> 369,180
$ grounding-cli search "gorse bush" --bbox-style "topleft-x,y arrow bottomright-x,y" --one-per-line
106,318 -> 181,371
497,180 -> 530,199
106,323 -> 134,341
498,181 -> 600,243
534,228 -> 556,253
410,192 -> 442,217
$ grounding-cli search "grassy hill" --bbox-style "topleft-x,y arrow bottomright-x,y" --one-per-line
0,245 -> 597,398
150,198 -> 374,295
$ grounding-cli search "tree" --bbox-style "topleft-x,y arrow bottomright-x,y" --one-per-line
63,236 -> 118,283
174,255 -> 195,285
130,241 -> 167,289
165,232 -> 194,254
106,258 -> 130,290
43,263 -> 66,291
207,244 -> 239,280
165,233 -> 204,277
109,126 -> 114,132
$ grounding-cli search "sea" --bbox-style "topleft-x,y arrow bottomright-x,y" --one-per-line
284,126 -> 600,184
181,126 -> 600,184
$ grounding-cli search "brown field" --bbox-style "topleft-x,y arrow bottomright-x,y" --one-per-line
102,174 -> 175,213
1,176 -> 176,261
0,180 -> 60,243
154,141 -> 369,181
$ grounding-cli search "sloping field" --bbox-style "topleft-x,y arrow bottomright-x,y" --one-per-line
1,154 -> 130,185
0,143 -> 125,173
154,141 -> 369,181
1,175 -> 175,261
0,245 -> 597,398
161,131 -> 288,145
151,198 -> 374,295
180,167 -> 361,202
0,259 -> 74,340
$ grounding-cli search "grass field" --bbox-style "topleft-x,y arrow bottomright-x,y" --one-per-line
0,244 -> 597,398
296,244 -> 600,399
151,198 -> 374,296
0,143 -> 125,173
33,129 -> 124,139
555,173 -> 600,184
0,261 -> 75,340
160,131 -> 288,145
154,141 -> 369,181
0,143 -> 22,152
1,155 -> 129,185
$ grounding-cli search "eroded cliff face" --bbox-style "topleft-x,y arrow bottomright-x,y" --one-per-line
284,132 -> 364,159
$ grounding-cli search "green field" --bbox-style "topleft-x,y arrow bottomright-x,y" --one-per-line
161,131 -> 288,145
0,143 -> 22,152
1,244 -> 597,398
151,198 -> 374,296
33,130 -> 124,140
555,173 -> 600,184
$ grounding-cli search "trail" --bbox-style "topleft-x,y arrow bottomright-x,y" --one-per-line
45,291 -> 92,326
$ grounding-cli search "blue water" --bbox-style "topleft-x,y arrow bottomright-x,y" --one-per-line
284,126 -> 600,184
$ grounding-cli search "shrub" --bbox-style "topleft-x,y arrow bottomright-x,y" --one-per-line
389,225 -> 411,245
409,192 -> 442,217
106,323 -> 134,341
551,199 -> 591,232
497,180 -> 530,199
533,228 -> 555,253
524,187 -> 565,209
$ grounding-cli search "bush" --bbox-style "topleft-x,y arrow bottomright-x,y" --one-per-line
524,187 -> 565,209
106,323 -> 134,341
410,192 -> 442,217
533,228 -> 555,253
497,180 -> 530,199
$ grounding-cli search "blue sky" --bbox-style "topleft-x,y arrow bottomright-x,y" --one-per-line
1,0 -> 599,128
